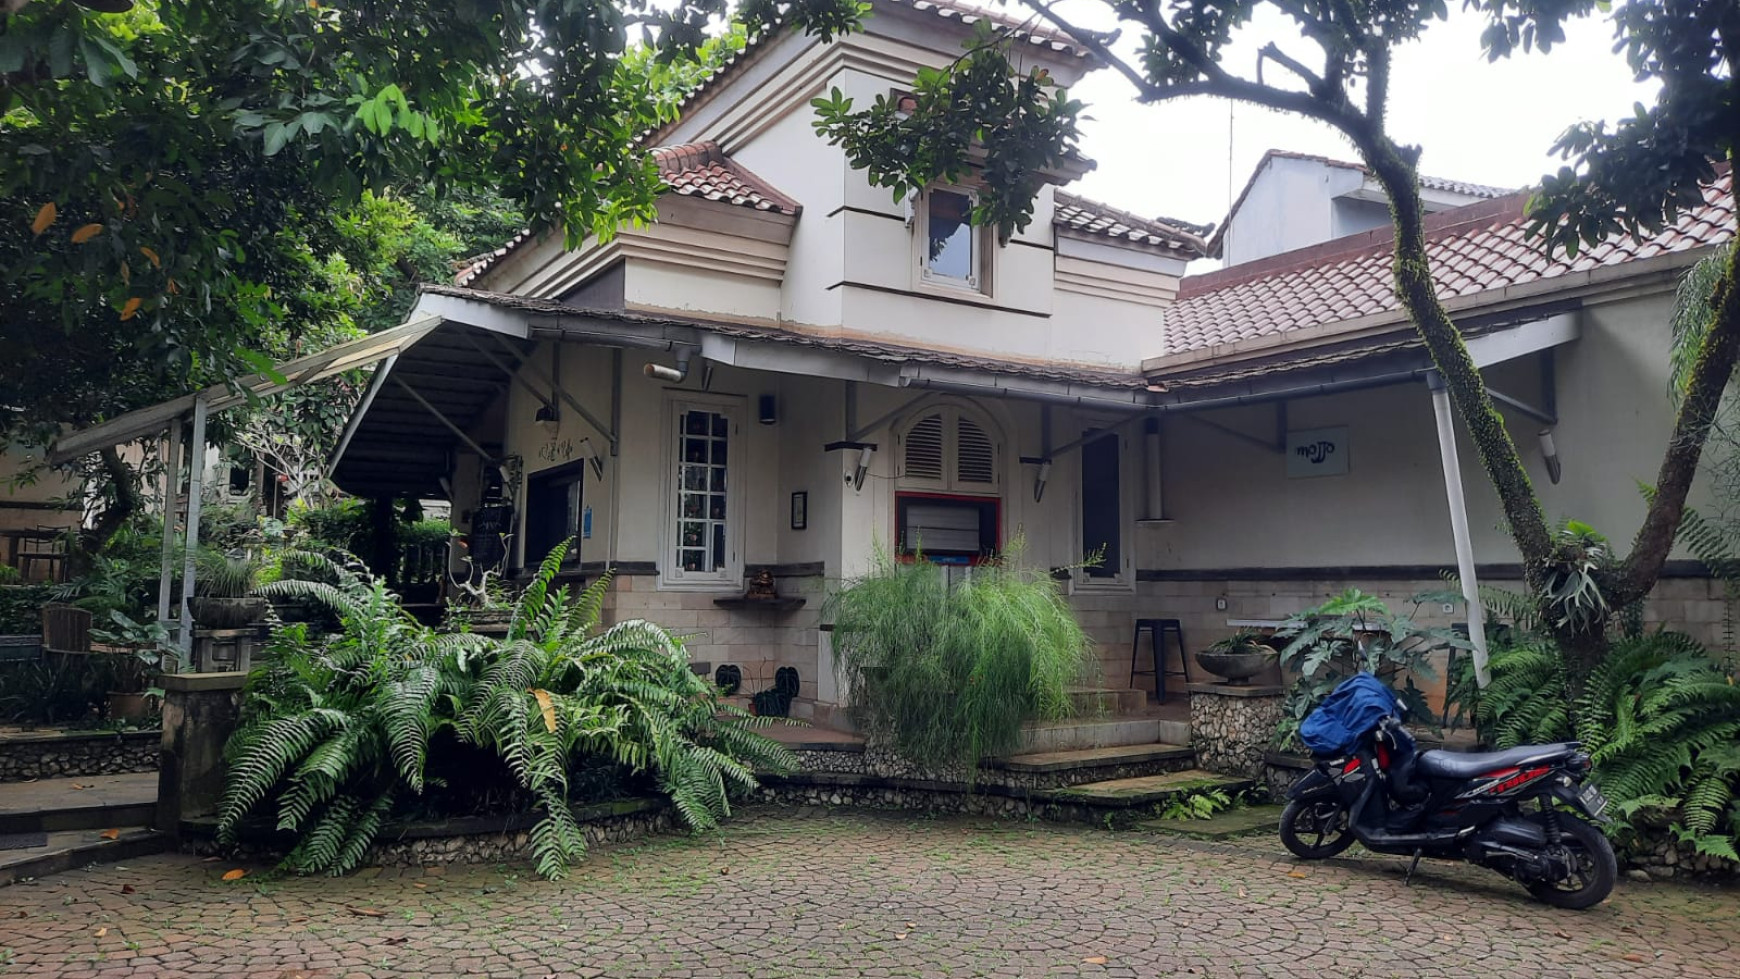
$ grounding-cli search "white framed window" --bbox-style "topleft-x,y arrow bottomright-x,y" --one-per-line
918,186 -> 984,291
664,396 -> 743,587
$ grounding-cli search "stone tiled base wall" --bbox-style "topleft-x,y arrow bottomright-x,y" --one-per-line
1092,574 -> 1728,713
0,730 -> 158,782
601,572 -> 824,702
753,781 -> 1116,825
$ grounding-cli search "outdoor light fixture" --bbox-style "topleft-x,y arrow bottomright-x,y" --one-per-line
1033,459 -> 1052,502
579,438 -> 606,480
852,445 -> 873,491
1538,429 -> 1562,485
534,402 -> 559,436
759,394 -> 778,425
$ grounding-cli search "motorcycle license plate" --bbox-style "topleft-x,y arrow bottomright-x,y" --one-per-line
1579,784 -> 1609,818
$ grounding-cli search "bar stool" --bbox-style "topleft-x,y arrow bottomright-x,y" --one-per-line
1130,618 -> 1190,702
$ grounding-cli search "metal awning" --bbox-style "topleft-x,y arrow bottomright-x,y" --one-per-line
47,314 -> 448,466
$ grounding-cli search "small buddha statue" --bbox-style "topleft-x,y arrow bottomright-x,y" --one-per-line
746,568 -> 778,601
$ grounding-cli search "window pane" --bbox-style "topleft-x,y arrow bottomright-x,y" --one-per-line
926,190 -> 976,282
673,408 -> 731,577
1081,433 -> 1121,578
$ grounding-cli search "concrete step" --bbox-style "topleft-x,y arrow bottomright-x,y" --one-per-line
1135,804 -> 1283,841
1040,769 -> 1254,810
1018,715 -> 1190,753
0,772 -> 157,834
0,826 -> 168,885
991,743 -> 1194,774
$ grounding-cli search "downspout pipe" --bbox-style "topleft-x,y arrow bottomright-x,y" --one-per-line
643,346 -> 694,384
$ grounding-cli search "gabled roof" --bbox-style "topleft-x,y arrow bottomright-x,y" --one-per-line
456,140 -> 795,287
1205,149 -> 1517,257
1158,170 -> 1734,364
1052,190 -> 1210,258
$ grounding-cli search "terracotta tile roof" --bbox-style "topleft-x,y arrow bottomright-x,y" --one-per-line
650,140 -> 802,214
1052,190 -> 1210,258
456,141 -> 796,286
882,0 -> 1089,58
420,285 -> 1147,389
1164,171 -> 1735,359
1205,149 -> 1517,256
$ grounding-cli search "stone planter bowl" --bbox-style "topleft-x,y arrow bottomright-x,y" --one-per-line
188,596 -> 268,630
1194,646 -> 1278,685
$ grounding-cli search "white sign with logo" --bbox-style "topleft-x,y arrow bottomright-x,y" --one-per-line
1286,426 -> 1349,478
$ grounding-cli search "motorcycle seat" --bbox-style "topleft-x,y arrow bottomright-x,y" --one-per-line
1416,743 -> 1578,780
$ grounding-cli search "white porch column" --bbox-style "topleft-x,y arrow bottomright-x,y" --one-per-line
157,424 -> 183,649
178,396 -> 208,660
1426,373 -> 1490,688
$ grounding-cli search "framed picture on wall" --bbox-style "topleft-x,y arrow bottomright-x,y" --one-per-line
790,491 -> 807,531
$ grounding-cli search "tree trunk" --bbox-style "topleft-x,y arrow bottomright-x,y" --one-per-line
69,447 -> 142,577
1614,172 -> 1740,607
1359,139 -> 1556,597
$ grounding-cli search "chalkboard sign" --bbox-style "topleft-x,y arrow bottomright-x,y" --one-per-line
469,504 -> 515,573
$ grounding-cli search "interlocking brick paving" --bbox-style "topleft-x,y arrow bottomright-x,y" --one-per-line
0,807 -> 1734,978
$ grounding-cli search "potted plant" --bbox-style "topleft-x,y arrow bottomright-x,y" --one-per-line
1195,630 -> 1279,685
190,552 -> 267,629
91,611 -> 170,721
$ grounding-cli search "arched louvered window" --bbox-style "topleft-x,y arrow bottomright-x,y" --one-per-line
895,404 -> 1003,564
897,405 -> 1002,492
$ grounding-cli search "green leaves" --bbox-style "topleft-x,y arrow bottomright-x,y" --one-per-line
221,542 -> 789,878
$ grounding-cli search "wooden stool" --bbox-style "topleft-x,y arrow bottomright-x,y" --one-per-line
1130,618 -> 1190,702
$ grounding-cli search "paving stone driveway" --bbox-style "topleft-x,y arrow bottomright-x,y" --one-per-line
1,807 -> 1735,978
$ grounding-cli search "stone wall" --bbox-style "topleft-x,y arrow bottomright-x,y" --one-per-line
790,738 -> 1195,792
182,799 -> 676,867
0,729 -> 158,781
1189,685 -> 1285,779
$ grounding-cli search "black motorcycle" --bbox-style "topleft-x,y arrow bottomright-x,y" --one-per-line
1279,713 -> 1618,909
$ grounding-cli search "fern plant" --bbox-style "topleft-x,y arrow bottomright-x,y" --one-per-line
1476,630 -> 1740,861
218,542 -> 793,879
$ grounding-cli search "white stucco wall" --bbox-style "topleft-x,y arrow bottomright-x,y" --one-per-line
1140,290 -> 1704,571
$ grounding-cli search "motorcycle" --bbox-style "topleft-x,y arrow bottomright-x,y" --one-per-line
1279,677 -> 1617,910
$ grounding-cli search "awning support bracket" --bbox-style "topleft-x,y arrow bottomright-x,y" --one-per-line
392,378 -> 497,463
483,333 -> 618,451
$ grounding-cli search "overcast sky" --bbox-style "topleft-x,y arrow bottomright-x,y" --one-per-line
1046,5 -> 1659,233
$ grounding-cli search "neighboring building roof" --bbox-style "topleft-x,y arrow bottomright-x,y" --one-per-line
456,140 -> 795,287
1162,170 -> 1735,360
649,140 -> 802,214
1205,149 -> 1517,257
419,284 -> 1148,389
1052,190 -> 1210,258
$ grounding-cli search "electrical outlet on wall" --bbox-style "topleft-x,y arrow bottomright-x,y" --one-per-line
1441,602 -> 1456,615
1215,596 -> 1228,611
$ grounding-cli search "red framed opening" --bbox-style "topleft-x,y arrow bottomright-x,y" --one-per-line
895,491 -> 1001,565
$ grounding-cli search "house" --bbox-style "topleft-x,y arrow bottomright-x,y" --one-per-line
48,0 -> 1737,726
1,439 -> 81,582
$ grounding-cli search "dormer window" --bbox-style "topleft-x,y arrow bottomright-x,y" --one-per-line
920,187 -> 982,290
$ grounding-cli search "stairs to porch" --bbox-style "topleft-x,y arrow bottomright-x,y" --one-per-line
0,773 -> 168,886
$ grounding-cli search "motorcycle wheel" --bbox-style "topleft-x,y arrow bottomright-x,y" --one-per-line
1526,815 -> 1617,911
1279,799 -> 1355,859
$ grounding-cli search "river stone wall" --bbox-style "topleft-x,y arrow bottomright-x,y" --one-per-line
1189,684 -> 1285,779
0,730 -> 158,781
